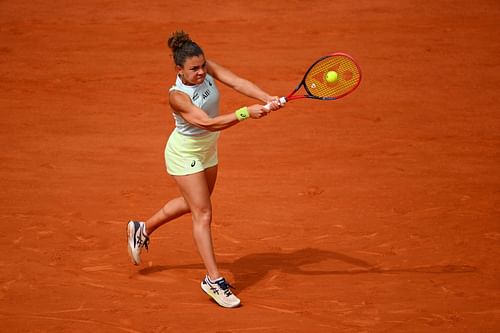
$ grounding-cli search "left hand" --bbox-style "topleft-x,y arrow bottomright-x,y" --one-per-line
264,96 -> 283,111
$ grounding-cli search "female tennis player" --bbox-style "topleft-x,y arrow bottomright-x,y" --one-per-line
127,31 -> 281,308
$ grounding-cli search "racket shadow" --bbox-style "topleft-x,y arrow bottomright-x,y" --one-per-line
226,248 -> 476,291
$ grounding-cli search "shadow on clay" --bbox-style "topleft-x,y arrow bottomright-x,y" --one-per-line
138,247 -> 476,291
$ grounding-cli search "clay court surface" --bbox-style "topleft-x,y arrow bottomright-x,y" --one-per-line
1,0 -> 499,332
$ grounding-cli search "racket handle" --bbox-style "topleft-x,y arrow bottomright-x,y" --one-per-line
263,96 -> 287,111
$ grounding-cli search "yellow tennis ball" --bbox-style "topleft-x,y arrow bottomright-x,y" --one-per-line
326,71 -> 338,83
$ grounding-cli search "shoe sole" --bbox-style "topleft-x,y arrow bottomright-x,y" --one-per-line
127,221 -> 140,265
201,281 -> 241,308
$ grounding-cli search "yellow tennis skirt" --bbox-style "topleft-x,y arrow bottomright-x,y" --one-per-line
165,130 -> 220,176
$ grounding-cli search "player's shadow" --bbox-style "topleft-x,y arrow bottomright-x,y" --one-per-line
226,248 -> 373,291
138,247 -> 476,291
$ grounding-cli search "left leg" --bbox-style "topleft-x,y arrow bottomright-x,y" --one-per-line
145,165 -> 218,235
127,167 -> 218,266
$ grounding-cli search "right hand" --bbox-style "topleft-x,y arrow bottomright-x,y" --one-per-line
247,104 -> 271,119
247,99 -> 282,119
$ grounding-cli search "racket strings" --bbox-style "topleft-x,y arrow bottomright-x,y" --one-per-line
304,55 -> 361,99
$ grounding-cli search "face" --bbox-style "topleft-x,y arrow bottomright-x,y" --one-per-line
177,54 -> 207,85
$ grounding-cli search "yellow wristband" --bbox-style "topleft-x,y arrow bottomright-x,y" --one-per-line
235,107 -> 249,121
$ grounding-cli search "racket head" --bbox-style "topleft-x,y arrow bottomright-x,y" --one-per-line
300,53 -> 362,100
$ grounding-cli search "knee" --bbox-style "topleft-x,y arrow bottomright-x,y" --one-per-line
192,207 -> 212,226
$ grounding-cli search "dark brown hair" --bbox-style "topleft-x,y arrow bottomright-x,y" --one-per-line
167,31 -> 204,67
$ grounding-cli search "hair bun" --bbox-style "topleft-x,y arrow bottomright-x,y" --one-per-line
167,30 -> 204,66
167,30 -> 191,51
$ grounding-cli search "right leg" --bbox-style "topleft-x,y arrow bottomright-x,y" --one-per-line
173,166 -> 220,280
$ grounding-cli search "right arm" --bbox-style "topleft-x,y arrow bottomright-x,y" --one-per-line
169,90 -> 270,132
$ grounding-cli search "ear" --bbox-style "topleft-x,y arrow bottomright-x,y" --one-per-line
175,65 -> 183,74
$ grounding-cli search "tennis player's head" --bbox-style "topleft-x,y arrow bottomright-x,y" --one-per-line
168,30 -> 206,85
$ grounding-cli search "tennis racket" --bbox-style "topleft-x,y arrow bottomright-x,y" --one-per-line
265,52 -> 362,109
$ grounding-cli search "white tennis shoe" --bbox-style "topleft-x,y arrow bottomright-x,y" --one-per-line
127,221 -> 150,265
201,275 -> 241,308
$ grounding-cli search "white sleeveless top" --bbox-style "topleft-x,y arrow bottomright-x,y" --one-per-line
169,74 -> 220,136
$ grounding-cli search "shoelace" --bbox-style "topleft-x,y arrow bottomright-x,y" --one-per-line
216,279 -> 235,297
137,232 -> 150,251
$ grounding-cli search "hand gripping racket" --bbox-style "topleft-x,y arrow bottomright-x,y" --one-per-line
265,52 -> 362,109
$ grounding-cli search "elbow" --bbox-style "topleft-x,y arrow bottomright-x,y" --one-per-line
196,119 -> 220,132
204,126 -> 220,132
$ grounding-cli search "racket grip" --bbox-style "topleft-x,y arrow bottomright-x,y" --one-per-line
263,96 -> 287,111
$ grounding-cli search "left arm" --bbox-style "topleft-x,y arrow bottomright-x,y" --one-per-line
207,60 -> 276,104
